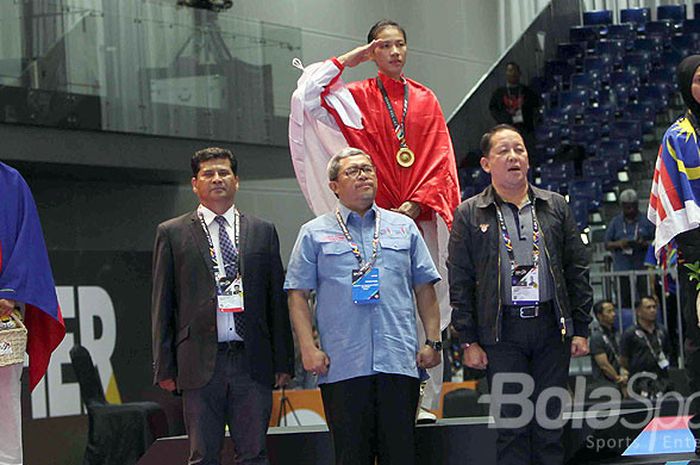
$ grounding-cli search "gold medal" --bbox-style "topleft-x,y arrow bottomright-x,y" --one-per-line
396,147 -> 415,168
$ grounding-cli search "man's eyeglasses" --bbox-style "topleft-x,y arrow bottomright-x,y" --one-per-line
342,165 -> 376,178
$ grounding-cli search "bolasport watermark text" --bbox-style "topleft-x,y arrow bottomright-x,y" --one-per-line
480,372 -> 700,431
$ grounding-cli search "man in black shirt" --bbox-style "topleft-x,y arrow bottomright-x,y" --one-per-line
489,62 -> 540,135
589,300 -> 628,393
620,296 -> 672,397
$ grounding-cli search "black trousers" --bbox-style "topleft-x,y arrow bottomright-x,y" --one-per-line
484,306 -> 571,465
320,373 -> 420,465
182,343 -> 272,465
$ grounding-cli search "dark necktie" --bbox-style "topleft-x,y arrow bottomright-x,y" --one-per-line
215,215 -> 245,340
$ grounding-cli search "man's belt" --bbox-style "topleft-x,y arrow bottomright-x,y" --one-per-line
218,340 -> 245,351
502,301 -> 553,319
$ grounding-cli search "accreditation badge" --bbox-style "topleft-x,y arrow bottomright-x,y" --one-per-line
511,265 -> 539,305
217,276 -> 244,313
657,352 -> 670,370
512,108 -> 524,124
352,267 -> 380,305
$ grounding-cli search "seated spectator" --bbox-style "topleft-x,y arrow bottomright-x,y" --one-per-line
589,300 -> 628,394
605,189 -> 655,307
621,296 -> 673,398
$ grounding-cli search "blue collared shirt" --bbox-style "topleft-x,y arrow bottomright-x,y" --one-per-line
284,203 -> 440,384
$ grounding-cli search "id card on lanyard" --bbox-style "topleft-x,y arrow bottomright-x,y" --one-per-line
496,202 -> 541,306
198,210 -> 244,313
636,328 -> 670,370
335,207 -> 382,305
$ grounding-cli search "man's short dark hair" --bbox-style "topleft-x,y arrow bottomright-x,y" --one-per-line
191,147 -> 237,176
480,124 -> 521,155
593,300 -> 613,317
506,61 -> 521,73
635,295 -> 657,310
367,19 -> 406,43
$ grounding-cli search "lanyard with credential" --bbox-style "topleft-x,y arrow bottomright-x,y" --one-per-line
601,332 -> 620,362
623,221 -> 640,240
198,210 -> 240,280
495,203 -> 541,273
376,76 -> 415,168
334,207 -> 381,279
637,328 -> 664,360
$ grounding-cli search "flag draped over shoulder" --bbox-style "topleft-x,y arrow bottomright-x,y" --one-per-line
648,116 -> 700,259
0,162 -> 64,391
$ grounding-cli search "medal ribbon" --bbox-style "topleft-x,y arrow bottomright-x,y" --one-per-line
198,209 -> 241,281
495,202 -> 540,273
335,207 -> 381,277
376,76 -> 409,148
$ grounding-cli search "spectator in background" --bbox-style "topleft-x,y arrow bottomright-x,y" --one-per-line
489,62 -> 540,149
605,189 -> 655,307
644,240 -> 681,359
621,296 -> 672,398
589,300 -> 628,395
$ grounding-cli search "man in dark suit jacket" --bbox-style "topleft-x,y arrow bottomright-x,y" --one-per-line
152,147 -> 294,465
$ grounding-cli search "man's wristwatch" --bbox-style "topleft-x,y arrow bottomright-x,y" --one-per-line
425,339 -> 443,351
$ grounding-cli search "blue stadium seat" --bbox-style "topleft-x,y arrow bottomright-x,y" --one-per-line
595,39 -> 627,64
537,180 -> 563,194
644,20 -> 675,40
684,18 -> 700,34
657,4 -> 686,23
582,158 -> 618,191
649,67 -> 678,94
570,123 -> 601,155
585,106 -> 614,136
598,139 -> 630,170
545,59 -> 576,83
463,168 -> 491,194
584,10 -> 614,26
658,49 -> 684,72
556,89 -> 589,118
461,185 -> 475,201
557,42 -> 586,64
605,23 -> 636,46
570,25 -> 602,47
633,37 -> 664,61
610,70 -> 640,107
670,34 -> 696,56
570,197 -> 591,231
622,52 -> 652,79
570,72 -> 600,91
624,102 -> 656,134
620,7 -> 650,28
611,120 -> 643,152
540,161 -> 576,189
637,84 -> 669,112
569,179 -> 603,210
584,55 -> 614,77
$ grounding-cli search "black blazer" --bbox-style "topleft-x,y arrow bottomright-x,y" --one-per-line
151,209 -> 293,390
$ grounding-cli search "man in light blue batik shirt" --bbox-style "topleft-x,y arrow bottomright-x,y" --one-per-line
285,147 -> 441,465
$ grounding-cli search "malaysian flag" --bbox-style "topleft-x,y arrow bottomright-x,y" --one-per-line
0,162 -> 65,391
648,115 -> 700,259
